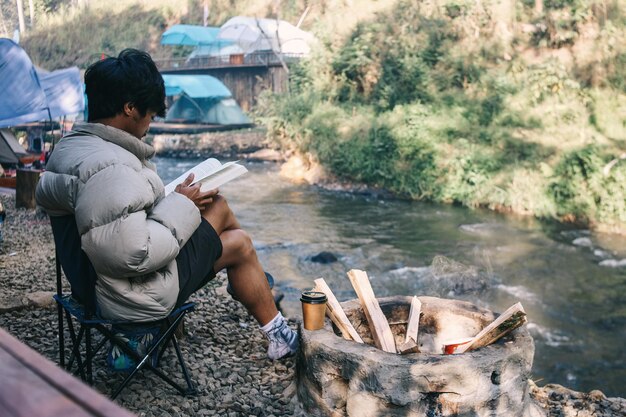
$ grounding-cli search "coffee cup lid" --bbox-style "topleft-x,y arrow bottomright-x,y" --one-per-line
300,291 -> 327,304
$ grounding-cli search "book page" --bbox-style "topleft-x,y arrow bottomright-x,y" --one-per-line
198,163 -> 248,191
164,158 -> 248,195
164,158 -> 222,195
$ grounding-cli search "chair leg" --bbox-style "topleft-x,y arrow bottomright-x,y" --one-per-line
66,316 -> 88,381
85,325 -> 93,385
57,302 -> 65,369
66,321 -> 107,385
171,334 -> 196,394
108,328 -> 190,399
103,312 -> 196,399
91,336 -> 109,358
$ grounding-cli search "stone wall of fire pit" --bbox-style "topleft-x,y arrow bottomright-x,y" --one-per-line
297,296 -> 545,417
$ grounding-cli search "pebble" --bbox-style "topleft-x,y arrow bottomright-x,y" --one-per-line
589,390 -> 606,401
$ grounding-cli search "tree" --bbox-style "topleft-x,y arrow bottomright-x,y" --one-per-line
15,0 -> 25,34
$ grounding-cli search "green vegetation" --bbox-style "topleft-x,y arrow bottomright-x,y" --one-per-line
256,0 -> 626,233
3,0 -> 625,231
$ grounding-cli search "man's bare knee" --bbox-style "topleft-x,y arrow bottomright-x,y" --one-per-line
201,195 -> 237,234
230,229 -> 255,259
206,194 -> 229,216
214,229 -> 257,272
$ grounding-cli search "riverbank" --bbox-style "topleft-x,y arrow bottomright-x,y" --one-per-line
1,192 -> 625,416
150,128 -> 626,236
149,130 -> 400,200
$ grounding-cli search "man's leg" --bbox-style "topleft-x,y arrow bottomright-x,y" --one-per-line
201,195 -> 298,359
200,195 -> 276,325
213,229 -> 277,325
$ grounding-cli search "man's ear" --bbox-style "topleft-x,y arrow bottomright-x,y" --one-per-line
122,102 -> 135,117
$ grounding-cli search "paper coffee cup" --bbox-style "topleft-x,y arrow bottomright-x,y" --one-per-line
300,291 -> 328,330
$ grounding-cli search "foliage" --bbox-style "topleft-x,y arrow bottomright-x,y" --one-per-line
550,145 -> 626,226
607,52 -> 626,93
258,0 -> 626,231
21,4 -> 167,69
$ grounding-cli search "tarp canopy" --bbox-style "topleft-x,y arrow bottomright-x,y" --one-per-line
216,16 -> 315,55
162,74 -> 232,99
0,129 -> 27,164
165,95 -> 251,125
36,67 -> 84,120
161,24 -> 233,48
0,38 -> 84,128
0,39 -> 48,127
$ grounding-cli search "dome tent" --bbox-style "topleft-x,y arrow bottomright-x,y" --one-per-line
0,129 -> 28,165
216,16 -> 315,55
166,95 -> 251,125
162,74 -> 251,126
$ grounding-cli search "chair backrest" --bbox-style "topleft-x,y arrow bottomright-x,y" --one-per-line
50,215 -> 98,314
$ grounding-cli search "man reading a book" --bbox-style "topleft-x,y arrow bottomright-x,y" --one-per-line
35,49 -> 298,362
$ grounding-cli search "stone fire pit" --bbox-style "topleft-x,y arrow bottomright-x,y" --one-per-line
297,296 -> 543,417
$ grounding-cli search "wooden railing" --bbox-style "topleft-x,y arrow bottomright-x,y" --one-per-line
155,51 -> 305,71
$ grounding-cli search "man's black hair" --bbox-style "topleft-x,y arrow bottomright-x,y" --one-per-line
85,49 -> 166,121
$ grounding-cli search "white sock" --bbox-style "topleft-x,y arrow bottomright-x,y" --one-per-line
260,312 -> 283,333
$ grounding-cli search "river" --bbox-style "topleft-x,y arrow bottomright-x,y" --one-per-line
155,157 -> 626,398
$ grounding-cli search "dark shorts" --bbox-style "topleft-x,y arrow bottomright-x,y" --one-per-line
176,218 -> 223,306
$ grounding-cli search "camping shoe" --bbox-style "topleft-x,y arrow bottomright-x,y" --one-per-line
265,317 -> 299,360
106,325 -> 160,372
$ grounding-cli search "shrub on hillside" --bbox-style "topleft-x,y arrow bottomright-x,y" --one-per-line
22,4 -> 166,69
550,145 -> 626,226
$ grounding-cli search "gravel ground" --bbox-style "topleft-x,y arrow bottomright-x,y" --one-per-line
1,192 -> 625,417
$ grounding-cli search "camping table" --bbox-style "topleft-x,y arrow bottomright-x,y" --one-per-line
0,327 -> 136,417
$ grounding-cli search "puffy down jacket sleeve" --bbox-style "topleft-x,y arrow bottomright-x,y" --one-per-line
35,172 -> 78,216
76,162 -> 201,278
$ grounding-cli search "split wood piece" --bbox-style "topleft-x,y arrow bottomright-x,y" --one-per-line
397,296 -> 422,354
346,269 -> 396,353
397,340 -> 419,354
456,302 -> 527,354
313,278 -> 363,343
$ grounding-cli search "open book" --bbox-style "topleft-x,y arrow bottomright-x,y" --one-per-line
164,158 -> 248,196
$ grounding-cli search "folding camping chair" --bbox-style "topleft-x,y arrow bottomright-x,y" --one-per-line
51,215 -> 197,399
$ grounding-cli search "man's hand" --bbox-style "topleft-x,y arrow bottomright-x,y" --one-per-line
174,173 -> 219,210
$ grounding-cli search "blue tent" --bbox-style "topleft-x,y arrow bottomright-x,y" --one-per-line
162,74 -> 250,125
161,25 -> 232,47
162,74 -> 232,98
36,67 -> 84,120
0,39 -> 48,127
0,38 -> 84,128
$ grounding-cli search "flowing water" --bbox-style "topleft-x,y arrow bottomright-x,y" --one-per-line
155,157 -> 626,397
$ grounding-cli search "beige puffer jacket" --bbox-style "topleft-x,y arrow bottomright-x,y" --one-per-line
36,122 -> 201,321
